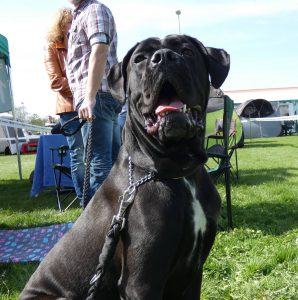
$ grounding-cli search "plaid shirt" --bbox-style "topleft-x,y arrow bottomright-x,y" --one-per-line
66,0 -> 118,108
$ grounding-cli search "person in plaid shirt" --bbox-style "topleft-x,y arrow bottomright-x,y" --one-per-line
67,0 -> 122,206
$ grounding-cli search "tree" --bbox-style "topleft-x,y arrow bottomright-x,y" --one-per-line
28,114 -> 47,126
14,102 -> 28,122
14,103 -> 58,126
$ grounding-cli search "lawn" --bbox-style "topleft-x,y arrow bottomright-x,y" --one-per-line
1,137 -> 298,299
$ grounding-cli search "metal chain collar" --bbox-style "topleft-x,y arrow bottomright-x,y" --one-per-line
86,156 -> 156,297
111,156 -> 155,230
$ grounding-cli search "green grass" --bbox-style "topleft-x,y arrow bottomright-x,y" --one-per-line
0,154 -> 81,299
0,155 -> 81,229
1,137 -> 298,299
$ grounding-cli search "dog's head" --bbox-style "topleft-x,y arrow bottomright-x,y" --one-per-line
108,34 -> 230,178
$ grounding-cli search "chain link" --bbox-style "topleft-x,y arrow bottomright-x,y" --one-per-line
82,116 -> 94,208
85,155 -> 156,299
112,157 -> 155,230
128,156 -> 134,186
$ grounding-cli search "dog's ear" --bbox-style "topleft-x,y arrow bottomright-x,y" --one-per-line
107,61 -> 126,104
185,35 -> 230,89
204,46 -> 230,89
108,43 -> 139,104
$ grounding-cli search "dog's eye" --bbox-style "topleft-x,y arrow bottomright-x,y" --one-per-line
134,55 -> 146,63
181,48 -> 194,57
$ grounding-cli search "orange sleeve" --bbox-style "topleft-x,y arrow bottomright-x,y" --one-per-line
44,44 -> 73,99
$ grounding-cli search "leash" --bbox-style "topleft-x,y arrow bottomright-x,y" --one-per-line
85,156 -> 156,299
82,116 -> 94,208
57,115 -> 87,136
55,115 -> 94,208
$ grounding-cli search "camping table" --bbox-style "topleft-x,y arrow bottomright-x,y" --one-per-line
30,134 -> 73,197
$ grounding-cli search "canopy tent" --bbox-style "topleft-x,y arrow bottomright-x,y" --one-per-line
0,34 -> 23,179
0,34 -> 10,65
235,98 -> 281,138
0,33 -> 12,113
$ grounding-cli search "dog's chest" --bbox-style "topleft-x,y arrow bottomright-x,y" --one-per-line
184,178 -> 207,261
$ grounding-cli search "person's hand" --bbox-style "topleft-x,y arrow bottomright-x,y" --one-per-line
79,97 -> 95,121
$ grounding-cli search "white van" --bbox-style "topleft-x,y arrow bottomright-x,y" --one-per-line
0,113 -> 27,154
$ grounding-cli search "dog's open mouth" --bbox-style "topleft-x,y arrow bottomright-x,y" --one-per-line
144,82 -> 203,140
145,98 -> 184,135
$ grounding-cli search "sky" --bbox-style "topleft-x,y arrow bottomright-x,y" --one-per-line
0,0 -> 298,117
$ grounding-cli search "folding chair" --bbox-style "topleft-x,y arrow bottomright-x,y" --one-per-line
205,95 -> 237,229
206,118 -> 239,180
50,145 -> 78,212
281,120 -> 295,136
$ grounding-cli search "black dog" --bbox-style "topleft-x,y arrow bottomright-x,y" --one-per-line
19,34 -> 229,299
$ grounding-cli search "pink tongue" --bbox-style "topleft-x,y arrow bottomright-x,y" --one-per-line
155,99 -> 184,115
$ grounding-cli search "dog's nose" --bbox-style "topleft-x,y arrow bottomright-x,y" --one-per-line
151,49 -> 178,66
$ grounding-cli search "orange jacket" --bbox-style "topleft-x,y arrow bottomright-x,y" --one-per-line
44,41 -> 74,114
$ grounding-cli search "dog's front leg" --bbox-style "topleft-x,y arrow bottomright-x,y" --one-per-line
118,278 -> 163,300
117,224 -> 172,300
181,267 -> 203,300
19,293 -> 68,300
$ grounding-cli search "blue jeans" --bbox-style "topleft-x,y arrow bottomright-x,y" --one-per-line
80,92 -> 122,202
59,112 -> 85,207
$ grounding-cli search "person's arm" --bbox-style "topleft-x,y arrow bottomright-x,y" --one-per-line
78,43 -> 109,120
44,44 -> 72,99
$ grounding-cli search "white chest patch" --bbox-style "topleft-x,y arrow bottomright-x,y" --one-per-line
184,178 -> 207,262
